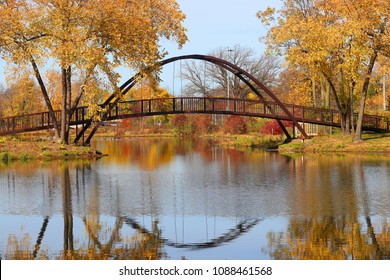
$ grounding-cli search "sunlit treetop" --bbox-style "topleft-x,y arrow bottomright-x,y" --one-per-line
258,0 -> 390,71
0,0 -> 188,75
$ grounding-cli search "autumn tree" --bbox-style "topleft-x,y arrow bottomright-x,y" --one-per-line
127,77 -> 174,127
0,74 -> 44,117
276,66 -> 318,106
181,45 -> 280,98
258,0 -> 390,141
0,0 -> 187,143
326,0 -> 390,141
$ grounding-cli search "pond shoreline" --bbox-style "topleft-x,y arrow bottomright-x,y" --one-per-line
0,139 -> 105,163
2,133 -> 390,164
278,134 -> 390,154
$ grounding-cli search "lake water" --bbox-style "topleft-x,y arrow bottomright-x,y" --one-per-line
1,138 -> 390,260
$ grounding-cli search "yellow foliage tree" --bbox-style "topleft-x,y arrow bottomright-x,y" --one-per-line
1,74 -> 45,116
258,0 -> 390,140
0,0 -> 187,143
128,77 -> 173,125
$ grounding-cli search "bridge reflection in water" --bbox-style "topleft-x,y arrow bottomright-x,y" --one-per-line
1,139 -> 390,260
1,164 -> 263,260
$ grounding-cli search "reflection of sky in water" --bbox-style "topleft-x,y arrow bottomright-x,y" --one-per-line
161,216 -> 289,260
1,139 -> 390,259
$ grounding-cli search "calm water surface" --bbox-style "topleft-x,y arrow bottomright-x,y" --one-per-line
1,138 -> 390,260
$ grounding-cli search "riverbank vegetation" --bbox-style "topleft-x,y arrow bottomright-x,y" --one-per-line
279,133 -> 390,154
0,135 -> 102,164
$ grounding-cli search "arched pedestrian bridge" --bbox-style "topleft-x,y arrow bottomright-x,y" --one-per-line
0,54 -> 389,144
0,96 -> 387,140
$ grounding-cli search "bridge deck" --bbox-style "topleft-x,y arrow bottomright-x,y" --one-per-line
0,97 -> 388,137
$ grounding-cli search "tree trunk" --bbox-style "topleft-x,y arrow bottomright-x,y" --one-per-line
30,58 -> 60,140
65,67 -> 72,142
61,68 -> 68,144
323,72 -> 349,135
340,109 -> 349,136
312,76 -> 316,106
345,108 -> 351,135
354,52 -> 378,142
320,76 -> 330,108
350,81 -> 356,134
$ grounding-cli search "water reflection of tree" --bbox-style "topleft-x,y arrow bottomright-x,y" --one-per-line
5,219 -> 165,260
64,219 -> 165,260
4,166 -> 166,260
93,139 -> 176,170
91,138 -> 267,171
266,155 -> 390,260
266,217 -> 390,259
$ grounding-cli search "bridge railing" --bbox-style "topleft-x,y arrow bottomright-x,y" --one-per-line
0,110 -> 62,135
71,98 -> 390,132
1,97 -> 389,136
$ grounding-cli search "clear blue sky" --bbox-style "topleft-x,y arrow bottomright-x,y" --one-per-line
163,0 -> 280,56
0,0 -> 281,89
154,0 -> 282,90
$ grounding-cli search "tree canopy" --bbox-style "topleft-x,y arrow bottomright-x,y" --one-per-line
0,0 -> 187,143
258,0 -> 390,141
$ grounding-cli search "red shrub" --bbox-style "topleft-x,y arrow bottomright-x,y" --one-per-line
261,120 -> 293,135
223,116 -> 248,134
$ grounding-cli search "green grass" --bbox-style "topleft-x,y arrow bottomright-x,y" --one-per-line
336,143 -> 345,149
42,151 -> 50,158
0,151 -> 15,163
19,153 -> 32,161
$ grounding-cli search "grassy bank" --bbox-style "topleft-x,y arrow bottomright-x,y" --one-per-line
0,136 -> 103,164
202,133 -> 284,149
279,133 -> 390,154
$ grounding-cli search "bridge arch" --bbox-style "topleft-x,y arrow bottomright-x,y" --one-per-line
74,54 -> 308,144
124,217 -> 261,250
